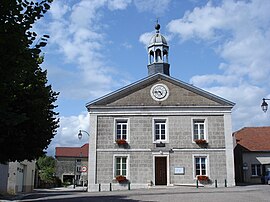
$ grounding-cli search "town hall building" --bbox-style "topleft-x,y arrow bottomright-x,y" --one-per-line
86,23 -> 235,191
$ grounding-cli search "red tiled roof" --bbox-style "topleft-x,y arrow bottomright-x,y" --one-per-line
233,127 -> 270,151
55,143 -> 89,157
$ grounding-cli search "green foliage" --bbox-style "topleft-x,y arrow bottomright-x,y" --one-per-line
37,156 -> 55,183
0,0 -> 59,163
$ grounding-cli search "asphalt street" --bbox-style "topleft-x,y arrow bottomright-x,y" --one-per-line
1,185 -> 270,202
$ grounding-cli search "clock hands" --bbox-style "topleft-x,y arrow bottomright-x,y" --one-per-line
154,90 -> 163,96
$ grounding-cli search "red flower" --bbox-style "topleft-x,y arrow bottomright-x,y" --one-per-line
116,139 -> 127,145
116,175 -> 127,183
197,175 -> 209,181
195,139 -> 207,144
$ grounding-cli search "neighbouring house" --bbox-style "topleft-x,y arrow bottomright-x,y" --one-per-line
55,144 -> 89,186
85,23 -> 235,192
0,163 -> 8,193
233,126 -> 270,184
0,160 -> 36,194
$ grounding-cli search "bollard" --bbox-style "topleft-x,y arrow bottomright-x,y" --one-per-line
128,182 -> 131,190
99,184 -> 101,192
110,183 -> 112,191
196,180 -> 199,188
215,180 -> 217,188
225,179 -> 227,187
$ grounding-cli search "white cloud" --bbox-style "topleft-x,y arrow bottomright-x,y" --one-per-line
49,0 -> 70,20
38,0 -> 132,100
108,0 -> 132,10
139,31 -> 154,47
121,42 -> 133,49
139,31 -> 172,47
167,0 -> 270,130
134,0 -> 171,15
46,112 -> 90,156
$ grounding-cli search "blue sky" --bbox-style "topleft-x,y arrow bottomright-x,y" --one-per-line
34,0 -> 270,156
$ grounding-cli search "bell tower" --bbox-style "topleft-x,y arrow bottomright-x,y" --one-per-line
147,22 -> 170,76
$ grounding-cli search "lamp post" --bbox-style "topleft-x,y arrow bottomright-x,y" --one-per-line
78,130 -> 90,140
77,130 -> 90,190
261,98 -> 270,113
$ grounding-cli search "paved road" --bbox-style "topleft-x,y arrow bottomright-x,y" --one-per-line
2,185 -> 270,202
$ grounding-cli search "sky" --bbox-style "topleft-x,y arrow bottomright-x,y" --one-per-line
34,0 -> 270,156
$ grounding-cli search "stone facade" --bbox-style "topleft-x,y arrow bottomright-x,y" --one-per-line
55,157 -> 88,185
86,74 -> 235,191
55,144 -> 89,186
7,161 -> 35,194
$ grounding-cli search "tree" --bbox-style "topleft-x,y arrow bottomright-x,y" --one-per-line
0,0 -> 59,163
37,156 -> 56,184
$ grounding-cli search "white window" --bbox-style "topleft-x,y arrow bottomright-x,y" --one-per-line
194,156 -> 208,177
114,119 -> 129,141
153,118 -> 168,142
192,119 -> 207,141
116,157 -> 127,176
113,155 -> 129,178
251,164 -> 262,176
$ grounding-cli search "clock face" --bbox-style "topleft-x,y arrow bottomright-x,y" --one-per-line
151,84 -> 169,101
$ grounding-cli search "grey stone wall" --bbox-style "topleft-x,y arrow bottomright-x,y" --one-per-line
106,80 -> 222,106
96,152 -> 153,184
170,151 -> 226,184
96,114 -> 227,185
97,115 -> 225,150
55,157 -> 88,182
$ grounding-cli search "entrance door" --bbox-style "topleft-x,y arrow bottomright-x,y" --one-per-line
17,164 -> 24,192
155,157 -> 167,185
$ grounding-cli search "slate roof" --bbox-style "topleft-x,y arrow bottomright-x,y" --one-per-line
233,127 -> 270,151
55,143 -> 89,158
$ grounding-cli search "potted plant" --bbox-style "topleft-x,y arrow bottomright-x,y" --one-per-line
116,139 -> 127,145
115,175 -> 127,183
195,139 -> 207,144
197,175 -> 209,181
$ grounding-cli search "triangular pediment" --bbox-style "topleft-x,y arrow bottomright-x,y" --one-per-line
86,73 -> 234,108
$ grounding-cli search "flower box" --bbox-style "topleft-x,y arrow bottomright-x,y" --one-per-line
194,139 -> 207,144
116,139 -> 127,145
197,175 -> 209,181
115,175 -> 127,183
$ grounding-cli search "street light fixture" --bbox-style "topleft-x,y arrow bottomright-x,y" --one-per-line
78,130 -> 90,140
75,130 -> 90,189
261,98 -> 270,113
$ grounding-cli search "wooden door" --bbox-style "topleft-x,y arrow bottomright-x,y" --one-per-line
155,157 -> 167,185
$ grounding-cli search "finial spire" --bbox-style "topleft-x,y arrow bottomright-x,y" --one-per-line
155,18 -> 160,33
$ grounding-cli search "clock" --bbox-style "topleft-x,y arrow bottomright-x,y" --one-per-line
150,83 -> 169,101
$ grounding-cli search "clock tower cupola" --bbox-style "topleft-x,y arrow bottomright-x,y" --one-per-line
147,22 -> 170,76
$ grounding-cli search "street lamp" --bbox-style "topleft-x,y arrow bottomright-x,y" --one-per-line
261,98 -> 270,113
78,130 -> 90,140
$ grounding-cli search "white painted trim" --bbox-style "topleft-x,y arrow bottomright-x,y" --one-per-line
97,148 -> 151,152
173,148 -> 225,152
88,115 -> 97,187
150,83 -> 170,101
152,152 -> 170,186
224,113 -> 235,186
152,117 -> 169,143
89,108 -> 232,115
192,154 -> 210,180
191,117 -> 208,143
113,154 -> 130,180
113,118 -> 130,142
96,148 -> 225,152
